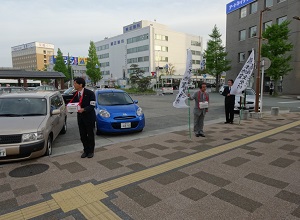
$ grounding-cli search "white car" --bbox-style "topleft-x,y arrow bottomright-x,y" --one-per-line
234,88 -> 257,111
188,83 -> 195,89
219,85 -> 228,95
162,84 -> 173,94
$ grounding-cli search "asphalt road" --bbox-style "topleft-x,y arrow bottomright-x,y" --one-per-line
52,90 -> 300,155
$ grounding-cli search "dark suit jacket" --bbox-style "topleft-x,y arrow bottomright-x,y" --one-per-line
71,88 -> 96,123
222,86 -> 235,104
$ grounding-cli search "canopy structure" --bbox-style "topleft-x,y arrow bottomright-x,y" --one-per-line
0,68 -> 65,89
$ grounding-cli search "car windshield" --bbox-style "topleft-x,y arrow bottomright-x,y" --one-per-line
0,87 -> 25,93
98,92 -> 133,106
63,87 -> 74,94
163,84 -> 172,88
0,98 -> 47,116
245,89 -> 255,95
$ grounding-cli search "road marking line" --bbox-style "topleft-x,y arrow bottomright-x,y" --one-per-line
1,120 -> 300,219
278,101 -> 300,104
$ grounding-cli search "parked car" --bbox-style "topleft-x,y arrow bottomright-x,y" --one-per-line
0,87 -> 25,94
234,88 -> 258,111
95,89 -> 145,134
0,91 -> 67,162
33,85 -> 57,91
62,86 -> 98,104
162,83 -> 173,94
219,85 -> 228,95
188,83 -> 196,89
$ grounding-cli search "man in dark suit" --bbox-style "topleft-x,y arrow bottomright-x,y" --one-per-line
71,77 -> 96,158
222,79 -> 235,124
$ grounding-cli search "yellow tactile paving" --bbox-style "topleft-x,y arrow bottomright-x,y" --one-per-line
0,210 -> 23,220
97,120 -> 300,192
51,183 -> 108,212
1,120 -> 299,219
78,201 -> 120,220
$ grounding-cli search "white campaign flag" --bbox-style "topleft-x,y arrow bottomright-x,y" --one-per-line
173,50 -> 192,108
231,50 -> 255,95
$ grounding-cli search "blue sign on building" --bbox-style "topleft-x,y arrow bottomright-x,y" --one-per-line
226,0 -> 254,14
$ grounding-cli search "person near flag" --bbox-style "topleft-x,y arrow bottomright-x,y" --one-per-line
222,79 -> 235,124
188,82 -> 209,137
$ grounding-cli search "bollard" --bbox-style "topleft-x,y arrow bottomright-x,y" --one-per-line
271,107 -> 279,116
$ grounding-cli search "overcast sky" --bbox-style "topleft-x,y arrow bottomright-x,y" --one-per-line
0,0 -> 230,67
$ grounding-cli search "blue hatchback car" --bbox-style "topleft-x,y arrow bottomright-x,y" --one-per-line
95,89 -> 145,134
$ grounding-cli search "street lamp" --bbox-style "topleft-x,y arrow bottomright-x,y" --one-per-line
255,7 -> 271,113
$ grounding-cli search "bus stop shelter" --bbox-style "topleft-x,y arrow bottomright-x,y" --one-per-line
0,68 -> 66,89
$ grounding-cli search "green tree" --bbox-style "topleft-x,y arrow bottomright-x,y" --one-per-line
165,63 -> 175,75
86,41 -> 102,85
205,25 -> 231,90
129,64 -> 151,91
261,20 -> 293,95
53,48 -> 68,81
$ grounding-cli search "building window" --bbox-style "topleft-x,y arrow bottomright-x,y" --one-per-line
155,45 -> 168,52
240,6 -> 247,18
155,34 -> 169,41
191,50 -> 201,56
239,52 -> 246,62
249,26 -> 257,38
263,21 -> 272,31
239,30 -> 246,41
265,0 -> 273,7
277,16 -> 287,25
191,41 -> 201,46
127,45 -> 149,54
250,1 -> 258,14
127,34 -> 149,44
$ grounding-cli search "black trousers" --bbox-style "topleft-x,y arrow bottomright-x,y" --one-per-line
77,115 -> 95,154
225,102 -> 235,122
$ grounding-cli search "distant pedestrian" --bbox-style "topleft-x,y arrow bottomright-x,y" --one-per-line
188,82 -> 209,137
70,77 -> 96,158
222,79 -> 235,124
269,82 -> 274,95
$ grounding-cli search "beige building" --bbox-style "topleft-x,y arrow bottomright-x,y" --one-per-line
11,42 -> 55,71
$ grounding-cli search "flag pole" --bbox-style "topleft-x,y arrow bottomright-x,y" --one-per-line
188,87 -> 191,139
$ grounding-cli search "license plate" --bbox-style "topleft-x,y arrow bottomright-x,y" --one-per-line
121,122 -> 131,128
0,148 -> 6,157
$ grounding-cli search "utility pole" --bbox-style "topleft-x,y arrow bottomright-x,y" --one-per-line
255,7 -> 270,112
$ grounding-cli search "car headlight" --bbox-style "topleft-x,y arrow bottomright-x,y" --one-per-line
137,107 -> 143,116
99,110 -> 110,118
22,132 -> 44,142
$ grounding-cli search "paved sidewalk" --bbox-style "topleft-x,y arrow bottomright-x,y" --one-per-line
0,113 -> 300,220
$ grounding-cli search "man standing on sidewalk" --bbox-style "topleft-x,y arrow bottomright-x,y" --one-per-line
71,77 -> 96,158
222,79 -> 235,124
188,82 -> 209,137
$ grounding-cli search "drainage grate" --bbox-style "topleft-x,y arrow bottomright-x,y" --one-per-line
9,164 -> 49,178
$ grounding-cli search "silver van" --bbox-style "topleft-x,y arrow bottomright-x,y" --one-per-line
0,91 -> 67,162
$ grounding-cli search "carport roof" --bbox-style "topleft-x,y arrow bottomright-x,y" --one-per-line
0,68 -> 65,79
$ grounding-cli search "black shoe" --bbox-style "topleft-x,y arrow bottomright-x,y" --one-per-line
87,153 -> 94,158
81,152 -> 87,158
195,134 -> 200,137
224,122 -> 229,124
230,121 -> 233,124
199,134 -> 205,137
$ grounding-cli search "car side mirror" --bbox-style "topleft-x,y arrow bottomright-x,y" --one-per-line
133,100 -> 138,104
51,109 -> 60,115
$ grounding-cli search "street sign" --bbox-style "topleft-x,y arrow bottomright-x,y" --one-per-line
203,74 -> 207,79
261,57 -> 271,70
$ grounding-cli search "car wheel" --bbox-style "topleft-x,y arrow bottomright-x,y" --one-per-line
45,136 -> 52,156
60,119 -> 67,134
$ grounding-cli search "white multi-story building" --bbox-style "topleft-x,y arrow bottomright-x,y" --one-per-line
95,20 -> 204,86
